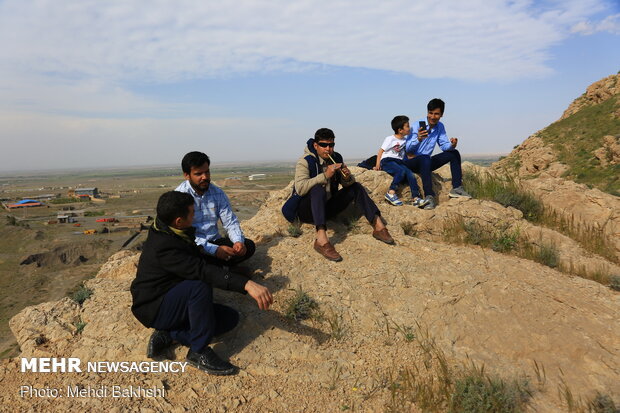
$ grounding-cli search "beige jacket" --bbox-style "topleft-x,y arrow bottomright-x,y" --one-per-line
293,144 -> 355,198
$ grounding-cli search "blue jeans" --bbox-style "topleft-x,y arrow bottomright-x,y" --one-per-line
380,157 -> 421,198
151,280 -> 239,353
404,150 -> 462,197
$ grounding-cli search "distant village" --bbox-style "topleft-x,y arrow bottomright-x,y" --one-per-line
1,172 -> 269,236
1,186 -> 152,238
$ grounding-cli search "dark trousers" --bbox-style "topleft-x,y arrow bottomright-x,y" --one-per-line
203,237 -> 256,267
297,182 -> 380,229
380,157 -> 421,198
151,280 -> 239,353
404,150 -> 462,197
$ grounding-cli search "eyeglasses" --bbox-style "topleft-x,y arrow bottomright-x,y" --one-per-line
316,142 -> 335,148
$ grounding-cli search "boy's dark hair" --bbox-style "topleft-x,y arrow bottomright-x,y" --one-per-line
427,98 -> 445,114
181,151 -> 210,174
391,115 -> 410,134
157,191 -> 194,226
314,128 -> 335,142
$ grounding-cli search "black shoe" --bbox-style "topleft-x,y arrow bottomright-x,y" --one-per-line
146,330 -> 172,359
186,347 -> 238,376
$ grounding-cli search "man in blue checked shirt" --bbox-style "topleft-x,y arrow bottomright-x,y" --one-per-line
403,98 -> 472,210
176,151 -> 255,267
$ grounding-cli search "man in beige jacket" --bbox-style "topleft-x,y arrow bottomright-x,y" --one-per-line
284,128 -> 394,262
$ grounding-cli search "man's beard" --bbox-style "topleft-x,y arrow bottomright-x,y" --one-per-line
190,179 -> 210,193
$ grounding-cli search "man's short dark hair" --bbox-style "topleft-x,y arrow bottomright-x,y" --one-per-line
427,98 -> 445,114
314,128 -> 335,142
157,191 -> 194,226
391,115 -> 409,134
181,151 -> 210,174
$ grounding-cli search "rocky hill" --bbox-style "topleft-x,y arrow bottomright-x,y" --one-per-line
494,73 -> 619,196
2,75 -> 619,411
1,166 -> 619,412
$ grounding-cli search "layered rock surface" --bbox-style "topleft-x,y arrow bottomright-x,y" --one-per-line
2,169 -> 619,412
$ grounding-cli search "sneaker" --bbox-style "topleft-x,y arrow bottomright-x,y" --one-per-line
313,240 -> 343,262
449,186 -> 472,199
411,197 -> 429,208
385,192 -> 403,206
186,347 -> 238,376
423,195 -> 436,210
146,330 -> 172,359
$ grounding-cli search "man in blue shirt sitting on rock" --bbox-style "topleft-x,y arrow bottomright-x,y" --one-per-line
176,151 -> 255,268
404,98 -> 472,209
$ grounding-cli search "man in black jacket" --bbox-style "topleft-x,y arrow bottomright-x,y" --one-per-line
131,191 -> 273,375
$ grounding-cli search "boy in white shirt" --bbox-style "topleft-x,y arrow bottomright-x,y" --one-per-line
374,116 -> 428,207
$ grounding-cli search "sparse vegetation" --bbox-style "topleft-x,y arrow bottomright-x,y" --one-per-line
559,377 -> 619,413
462,170 -> 617,267
285,287 -> 319,321
587,392 -> 618,413
322,309 -> 347,341
401,222 -> 417,237
609,275 -> 620,292
523,243 -> 559,269
538,95 -> 620,195
84,210 -> 106,217
287,223 -> 302,238
380,315 -> 417,345
5,215 -> 29,228
542,209 -> 617,264
70,284 -> 93,305
449,364 -> 531,413
443,216 -> 519,254
385,324 -> 531,413
463,170 -> 543,222
342,216 -> 361,233
74,318 -> 86,334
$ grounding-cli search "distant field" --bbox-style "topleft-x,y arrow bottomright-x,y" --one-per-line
0,163 -> 295,358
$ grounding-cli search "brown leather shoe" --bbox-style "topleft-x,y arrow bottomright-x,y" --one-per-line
313,240 -> 343,262
372,228 -> 395,245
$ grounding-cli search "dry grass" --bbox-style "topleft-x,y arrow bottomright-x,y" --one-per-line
460,171 -> 617,284
442,215 -> 615,284
384,323 -> 532,413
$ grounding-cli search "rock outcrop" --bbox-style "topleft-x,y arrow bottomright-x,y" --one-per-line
561,74 -> 620,119
2,166 -> 619,412
491,73 -> 620,262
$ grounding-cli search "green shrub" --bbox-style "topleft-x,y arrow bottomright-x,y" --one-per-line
449,366 -> 531,413
535,244 -> 559,268
74,318 -> 86,334
588,392 -> 618,413
609,275 -> 620,292
491,232 -> 519,253
287,223 -> 302,237
70,284 -> 93,305
285,288 -> 319,321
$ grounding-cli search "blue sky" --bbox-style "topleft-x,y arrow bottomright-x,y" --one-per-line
0,0 -> 619,171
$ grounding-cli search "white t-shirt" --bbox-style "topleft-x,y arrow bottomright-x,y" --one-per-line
380,135 -> 406,160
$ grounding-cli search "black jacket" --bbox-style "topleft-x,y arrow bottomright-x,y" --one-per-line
130,218 -> 249,327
